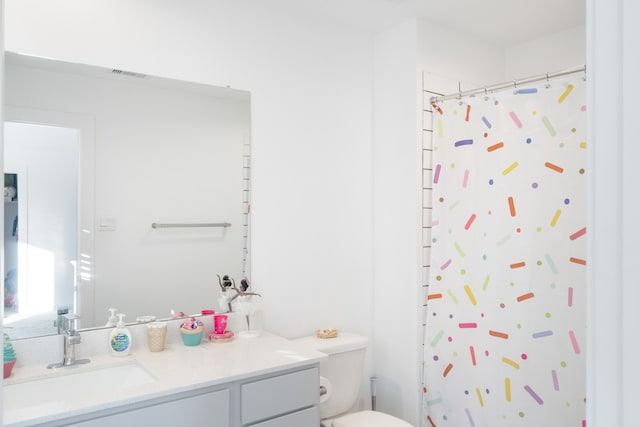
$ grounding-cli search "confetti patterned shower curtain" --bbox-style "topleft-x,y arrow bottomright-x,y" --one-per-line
423,74 -> 586,427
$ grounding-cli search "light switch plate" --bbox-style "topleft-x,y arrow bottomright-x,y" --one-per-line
98,216 -> 117,231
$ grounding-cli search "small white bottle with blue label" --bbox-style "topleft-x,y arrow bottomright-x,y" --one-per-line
109,313 -> 131,356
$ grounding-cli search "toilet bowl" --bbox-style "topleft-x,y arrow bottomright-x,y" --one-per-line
294,332 -> 412,427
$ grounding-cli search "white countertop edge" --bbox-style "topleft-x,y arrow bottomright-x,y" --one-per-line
3,331 -> 327,427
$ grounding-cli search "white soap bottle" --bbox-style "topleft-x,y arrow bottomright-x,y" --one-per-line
105,308 -> 118,327
109,313 -> 131,356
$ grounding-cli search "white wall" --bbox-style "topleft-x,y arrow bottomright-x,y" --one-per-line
506,25 -> 586,79
372,19 -> 421,424
4,0 -> 375,367
418,19 -> 586,95
418,19 -> 506,96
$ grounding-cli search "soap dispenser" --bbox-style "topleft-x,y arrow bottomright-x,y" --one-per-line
109,313 -> 131,356
105,308 -> 118,327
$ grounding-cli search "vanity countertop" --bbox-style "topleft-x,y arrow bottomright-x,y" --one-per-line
2,330 -> 327,426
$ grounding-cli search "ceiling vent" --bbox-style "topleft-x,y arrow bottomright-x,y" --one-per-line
111,69 -> 147,79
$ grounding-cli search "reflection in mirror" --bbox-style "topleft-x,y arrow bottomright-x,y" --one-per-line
3,52 -> 251,339
4,123 -> 79,338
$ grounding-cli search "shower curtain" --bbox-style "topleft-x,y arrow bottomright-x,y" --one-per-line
423,75 -> 586,426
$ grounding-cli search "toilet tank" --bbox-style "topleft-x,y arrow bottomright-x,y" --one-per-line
294,332 -> 368,419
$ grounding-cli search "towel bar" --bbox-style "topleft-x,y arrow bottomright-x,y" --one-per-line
151,222 -> 231,229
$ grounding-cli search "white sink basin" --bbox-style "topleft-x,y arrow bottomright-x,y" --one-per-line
4,361 -> 156,414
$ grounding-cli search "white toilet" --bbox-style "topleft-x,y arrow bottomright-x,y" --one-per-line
294,332 -> 413,427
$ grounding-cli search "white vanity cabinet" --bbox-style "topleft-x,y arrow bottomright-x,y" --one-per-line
36,366 -> 319,427
3,331 -> 326,427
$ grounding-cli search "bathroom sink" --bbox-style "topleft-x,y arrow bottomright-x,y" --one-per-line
3,361 -> 156,413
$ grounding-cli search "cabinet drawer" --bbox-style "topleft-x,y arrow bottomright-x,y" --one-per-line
249,407 -> 319,427
68,389 -> 230,426
241,367 -> 318,424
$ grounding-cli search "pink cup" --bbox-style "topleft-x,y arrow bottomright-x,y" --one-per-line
213,314 -> 228,334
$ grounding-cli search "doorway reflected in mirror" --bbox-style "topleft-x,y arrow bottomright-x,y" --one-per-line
3,123 -> 79,339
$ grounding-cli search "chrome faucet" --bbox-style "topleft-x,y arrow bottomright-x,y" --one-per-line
55,306 -> 69,334
47,313 -> 91,369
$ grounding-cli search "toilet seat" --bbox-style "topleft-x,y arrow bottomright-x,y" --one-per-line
328,410 -> 413,427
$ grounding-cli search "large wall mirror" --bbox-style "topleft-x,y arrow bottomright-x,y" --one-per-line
3,52 -> 251,339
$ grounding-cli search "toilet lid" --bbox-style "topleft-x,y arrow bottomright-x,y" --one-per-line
331,410 -> 413,427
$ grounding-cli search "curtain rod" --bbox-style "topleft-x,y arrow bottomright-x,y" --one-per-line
430,65 -> 586,103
